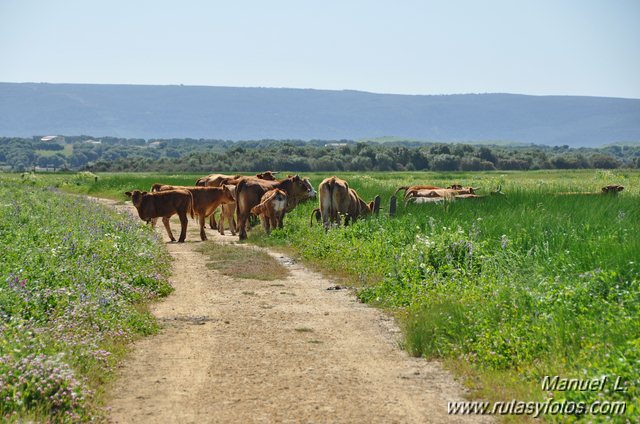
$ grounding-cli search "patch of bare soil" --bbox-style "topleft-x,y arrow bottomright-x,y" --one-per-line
104,200 -> 491,423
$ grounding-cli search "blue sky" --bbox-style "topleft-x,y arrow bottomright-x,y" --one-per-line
1,0 -> 638,98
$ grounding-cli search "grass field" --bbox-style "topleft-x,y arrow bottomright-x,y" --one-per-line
8,169 -> 640,422
0,177 -> 172,421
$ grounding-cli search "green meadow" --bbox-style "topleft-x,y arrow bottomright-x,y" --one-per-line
0,175 -> 172,421
7,169 -> 640,421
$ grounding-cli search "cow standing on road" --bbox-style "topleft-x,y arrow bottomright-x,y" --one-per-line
125,189 -> 194,243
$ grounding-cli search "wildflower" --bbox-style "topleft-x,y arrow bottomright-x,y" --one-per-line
500,234 -> 509,250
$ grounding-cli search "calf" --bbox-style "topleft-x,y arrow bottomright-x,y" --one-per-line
153,185 -> 236,240
311,176 -> 378,229
250,189 -> 288,234
235,175 -> 316,240
125,189 -> 194,243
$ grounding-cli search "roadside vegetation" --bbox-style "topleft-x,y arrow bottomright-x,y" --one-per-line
7,169 -> 639,422
259,170 -> 639,422
0,175 -> 172,421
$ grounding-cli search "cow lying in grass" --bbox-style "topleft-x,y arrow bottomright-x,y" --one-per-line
404,186 -> 480,205
125,189 -> 194,243
394,184 -> 472,203
310,176 -> 380,229
250,189 -> 288,234
602,185 -> 624,194
402,186 -> 505,206
149,185 -> 236,241
236,175 -> 316,240
557,185 -> 625,195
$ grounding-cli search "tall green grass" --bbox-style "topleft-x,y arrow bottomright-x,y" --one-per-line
254,170 -> 640,421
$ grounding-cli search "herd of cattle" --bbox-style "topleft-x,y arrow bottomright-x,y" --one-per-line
124,173 -> 625,243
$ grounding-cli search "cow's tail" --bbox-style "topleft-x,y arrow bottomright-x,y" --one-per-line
150,183 -> 162,192
310,208 -> 321,227
187,191 -> 195,219
235,179 -> 247,219
393,186 -> 409,197
251,202 -> 266,216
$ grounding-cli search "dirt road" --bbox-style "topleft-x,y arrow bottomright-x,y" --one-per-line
106,202 -> 490,423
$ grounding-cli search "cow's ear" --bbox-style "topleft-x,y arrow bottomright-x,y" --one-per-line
368,201 -> 375,211
124,191 -> 132,197
142,191 -> 148,196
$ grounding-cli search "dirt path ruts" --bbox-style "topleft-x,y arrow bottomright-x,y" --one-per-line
104,199 -> 491,423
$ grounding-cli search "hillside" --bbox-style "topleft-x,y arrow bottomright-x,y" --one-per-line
1,83 -> 639,146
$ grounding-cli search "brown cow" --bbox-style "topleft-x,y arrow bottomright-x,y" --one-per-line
195,173 -> 241,187
311,176 -> 378,229
153,185 -> 236,240
250,189 -> 288,234
404,186 -> 480,205
395,184 -> 472,202
125,189 -> 194,243
150,183 -> 191,192
255,171 -> 278,181
235,175 -> 316,240
195,172 -> 279,229
193,174 -> 240,229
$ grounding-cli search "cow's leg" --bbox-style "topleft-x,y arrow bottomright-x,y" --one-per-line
269,216 -> 277,232
208,210 -> 217,230
199,212 -> 207,241
162,217 -> 176,242
150,217 -> 158,227
277,212 -> 285,229
262,216 -> 271,234
237,211 -> 248,240
229,212 -> 237,236
218,210 -> 226,235
178,212 -> 188,243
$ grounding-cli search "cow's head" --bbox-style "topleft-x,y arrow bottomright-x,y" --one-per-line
301,177 -> 317,199
124,190 -> 147,208
284,175 -> 316,210
224,185 -> 237,200
256,171 -> 278,180
221,185 -> 236,203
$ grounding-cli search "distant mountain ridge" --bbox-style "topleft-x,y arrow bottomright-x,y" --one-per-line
1,82 -> 639,147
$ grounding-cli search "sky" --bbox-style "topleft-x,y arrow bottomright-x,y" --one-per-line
1,0 -> 639,98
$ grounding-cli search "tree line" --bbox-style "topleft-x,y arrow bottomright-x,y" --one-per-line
1,136 -> 638,173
